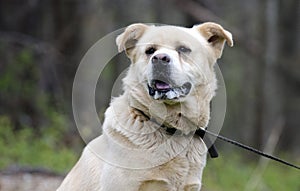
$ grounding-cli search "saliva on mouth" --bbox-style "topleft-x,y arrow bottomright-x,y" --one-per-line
148,80 -> 192,100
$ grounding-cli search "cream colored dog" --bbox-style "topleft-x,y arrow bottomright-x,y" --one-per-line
58,22 -> 233,191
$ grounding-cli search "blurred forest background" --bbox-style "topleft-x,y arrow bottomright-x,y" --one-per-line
0,0 -> 300,190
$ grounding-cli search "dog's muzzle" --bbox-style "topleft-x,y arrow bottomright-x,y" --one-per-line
147,53 -> 192,100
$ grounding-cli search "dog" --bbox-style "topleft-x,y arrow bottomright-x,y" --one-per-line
57,22 -> 233,191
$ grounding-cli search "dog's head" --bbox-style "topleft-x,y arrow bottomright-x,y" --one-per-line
116,23 -> 232,105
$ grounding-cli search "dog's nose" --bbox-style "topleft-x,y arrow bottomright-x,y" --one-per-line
152,54 -> 171,65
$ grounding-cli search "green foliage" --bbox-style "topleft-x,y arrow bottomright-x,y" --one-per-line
0,49 -> 37,96
0,115 -> 79,173
203,153 -> 300,191
0,46 -> 80,174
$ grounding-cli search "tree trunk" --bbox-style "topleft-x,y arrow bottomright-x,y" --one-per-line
261,0 -> 283,147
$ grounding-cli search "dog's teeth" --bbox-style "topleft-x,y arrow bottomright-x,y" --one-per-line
166,90 -> 177,99
154,91 -> 161,99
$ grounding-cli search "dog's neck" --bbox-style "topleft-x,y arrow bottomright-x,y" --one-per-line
129,105 -> 219,158
129,107 -> 179,135
126,84 -> 212,135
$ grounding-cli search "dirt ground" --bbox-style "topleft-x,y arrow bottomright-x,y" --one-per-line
0,172 -> 63,191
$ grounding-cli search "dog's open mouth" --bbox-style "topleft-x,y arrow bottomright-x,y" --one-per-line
147,80 -> 192,100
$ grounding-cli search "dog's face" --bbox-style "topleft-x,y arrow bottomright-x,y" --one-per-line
117,23 -> 233,104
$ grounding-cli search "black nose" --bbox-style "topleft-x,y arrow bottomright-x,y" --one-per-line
151,54 -> 171,65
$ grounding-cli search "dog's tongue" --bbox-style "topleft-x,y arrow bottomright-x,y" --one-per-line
155,81 -> 170,90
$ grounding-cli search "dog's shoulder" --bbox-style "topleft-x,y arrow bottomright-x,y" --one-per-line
57,138 -> 104,190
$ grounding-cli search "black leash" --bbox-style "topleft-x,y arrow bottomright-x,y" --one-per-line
197,128 -> 300,170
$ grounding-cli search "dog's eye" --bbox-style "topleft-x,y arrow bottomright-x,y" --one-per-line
145,47 -> 156,55
176,46 -> 191,54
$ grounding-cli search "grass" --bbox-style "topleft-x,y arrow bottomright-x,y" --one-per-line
203,152 -> 300,191
0,115 -> 80,174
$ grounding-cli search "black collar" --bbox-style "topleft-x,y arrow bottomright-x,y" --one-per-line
132,107 -> 218,158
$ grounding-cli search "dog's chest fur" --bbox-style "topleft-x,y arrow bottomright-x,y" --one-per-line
100,95 -> 207,190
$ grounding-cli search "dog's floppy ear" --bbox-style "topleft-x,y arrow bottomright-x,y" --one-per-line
116,23 -> 149,55
194,22 -> 233,58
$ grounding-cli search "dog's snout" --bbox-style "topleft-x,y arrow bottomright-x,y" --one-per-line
152,54 -> 171,65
